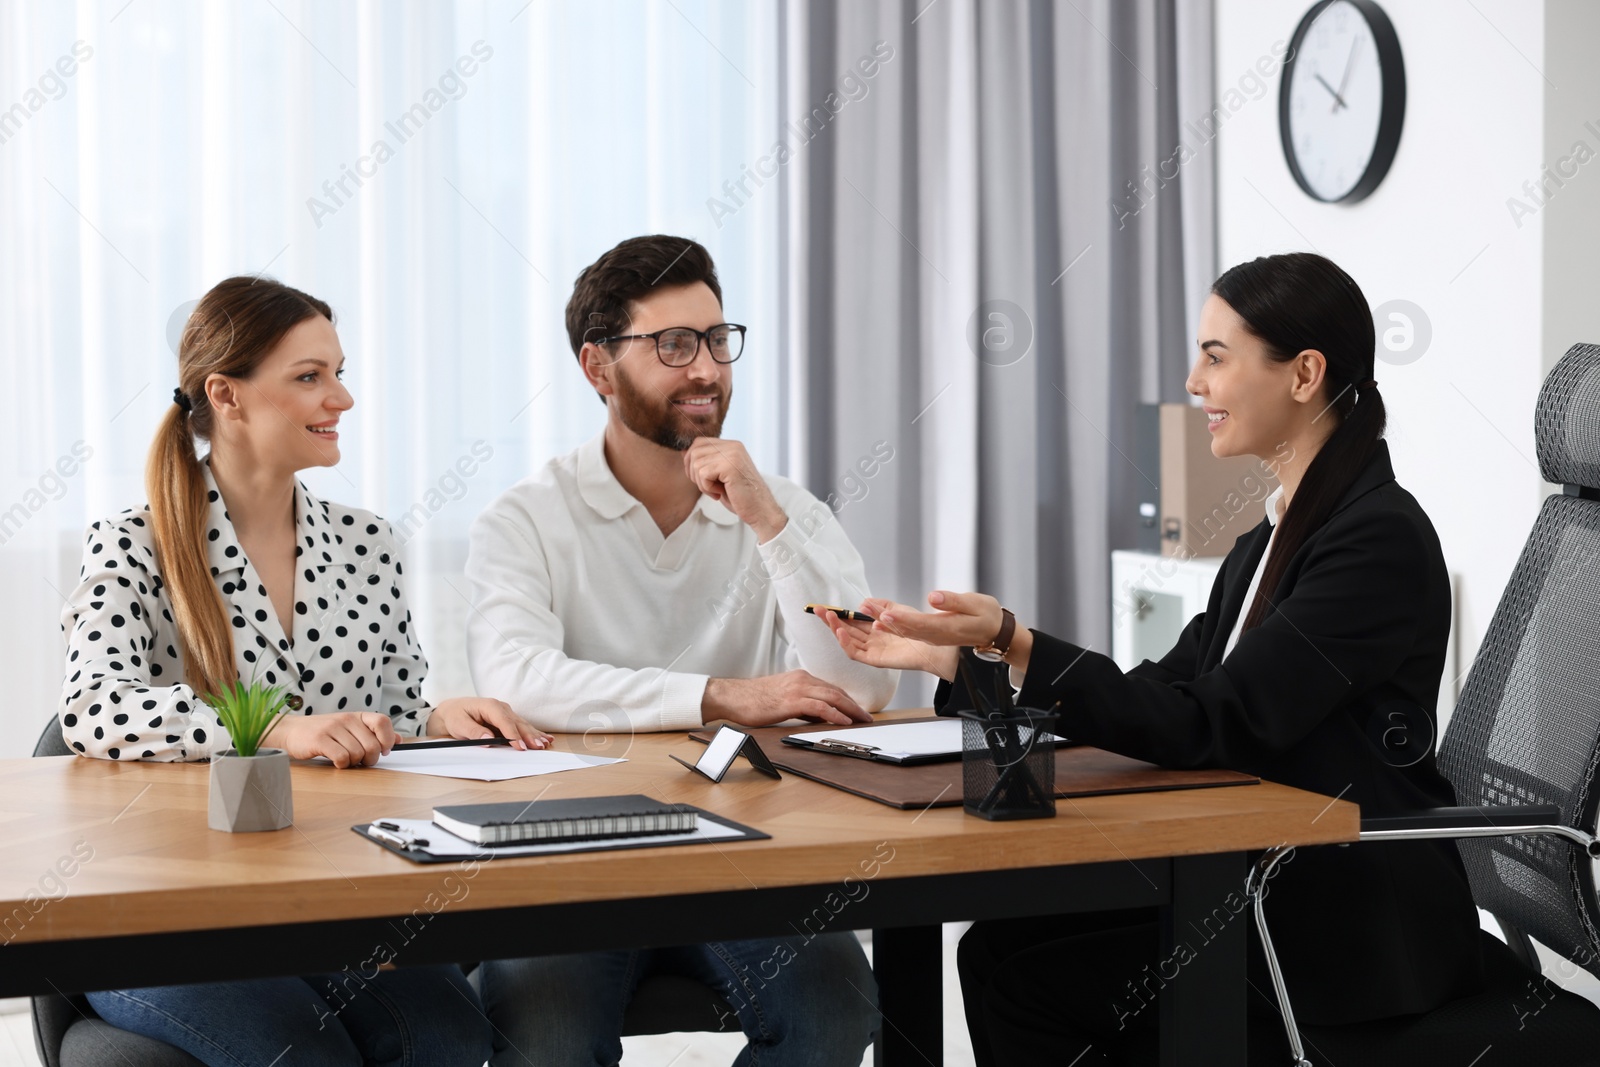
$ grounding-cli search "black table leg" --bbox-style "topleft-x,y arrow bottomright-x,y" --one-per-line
1160,852 -> 1247,1067
873,924 -> 943,1066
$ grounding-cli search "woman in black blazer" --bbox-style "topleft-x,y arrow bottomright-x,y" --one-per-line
823,252 -> 1485,1064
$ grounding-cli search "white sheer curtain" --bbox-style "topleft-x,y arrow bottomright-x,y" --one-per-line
0,0 -> 781,757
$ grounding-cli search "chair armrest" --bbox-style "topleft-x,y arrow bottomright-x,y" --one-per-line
1358,805 -> 1597,856
1360,804 -> 1565,833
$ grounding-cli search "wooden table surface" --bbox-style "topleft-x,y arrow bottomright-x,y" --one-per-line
0,711 -> 1359,945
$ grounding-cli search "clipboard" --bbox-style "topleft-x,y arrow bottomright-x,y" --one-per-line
351,804 -> 769,864
780,718 -> 1069,766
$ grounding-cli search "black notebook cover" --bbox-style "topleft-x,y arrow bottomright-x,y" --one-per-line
434,794 -> 696,845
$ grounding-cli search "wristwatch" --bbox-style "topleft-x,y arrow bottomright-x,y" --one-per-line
972,607 -> 1016,663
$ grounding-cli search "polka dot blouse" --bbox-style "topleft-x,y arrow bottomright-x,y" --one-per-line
59,463 -> 433,760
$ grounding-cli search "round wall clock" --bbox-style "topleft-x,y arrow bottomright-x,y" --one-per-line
1279,0 -> 1405,203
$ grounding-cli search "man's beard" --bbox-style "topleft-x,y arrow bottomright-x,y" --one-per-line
611,365 -> 731,451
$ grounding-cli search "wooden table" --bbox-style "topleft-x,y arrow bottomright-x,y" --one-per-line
0,712 -> 1358,1065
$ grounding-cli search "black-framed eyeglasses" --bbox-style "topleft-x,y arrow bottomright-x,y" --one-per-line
600,324 -> 746,367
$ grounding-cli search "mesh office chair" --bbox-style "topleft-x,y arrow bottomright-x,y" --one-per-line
29,715 -> 737,1066
1248,343 -> 1600,1066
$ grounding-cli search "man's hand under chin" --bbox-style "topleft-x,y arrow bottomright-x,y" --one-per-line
702,670 -> 874,727
683,437 -> 788,543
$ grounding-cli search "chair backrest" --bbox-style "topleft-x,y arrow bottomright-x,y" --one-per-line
30,713 -> 73,1067
34,714 -> 71,758
1438,342 -> 1600,977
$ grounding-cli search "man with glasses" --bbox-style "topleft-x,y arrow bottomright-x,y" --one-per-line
465,235 -> 890,1065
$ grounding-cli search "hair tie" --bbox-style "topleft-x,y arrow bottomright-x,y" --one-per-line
172,387 -> 192,412
1359,378 -> 1378,391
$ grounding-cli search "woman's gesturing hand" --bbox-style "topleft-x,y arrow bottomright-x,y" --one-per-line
872,591 -> 1006,648
821,601 -> 961,681
425,697 -> 553,751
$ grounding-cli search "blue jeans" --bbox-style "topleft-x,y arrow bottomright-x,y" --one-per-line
86,964 -> 491,1067
474,933 -> 878,1066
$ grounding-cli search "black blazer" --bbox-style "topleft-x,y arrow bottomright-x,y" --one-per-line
939,441 -> 1485,1025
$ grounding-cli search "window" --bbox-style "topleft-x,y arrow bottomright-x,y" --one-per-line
0,0 -> 781,749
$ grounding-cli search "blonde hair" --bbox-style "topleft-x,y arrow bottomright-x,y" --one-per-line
146,276 -> 333,696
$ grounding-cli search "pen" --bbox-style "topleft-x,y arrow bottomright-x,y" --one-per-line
956,650 -> 992,715
804,604 -> 876,623
393,736 -> 517,751
366,824 -> 429,850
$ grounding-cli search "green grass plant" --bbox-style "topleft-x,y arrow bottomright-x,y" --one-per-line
206,679 -> 288,758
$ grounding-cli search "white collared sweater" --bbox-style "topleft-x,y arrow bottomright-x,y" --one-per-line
464,432 -> 898,733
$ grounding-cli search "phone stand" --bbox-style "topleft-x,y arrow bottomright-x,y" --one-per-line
671,725 -> 782,783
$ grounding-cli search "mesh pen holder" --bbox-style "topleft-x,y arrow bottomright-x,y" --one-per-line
959,709 -> 1059,821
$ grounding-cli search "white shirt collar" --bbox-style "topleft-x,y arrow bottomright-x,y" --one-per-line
1265,484 -> 1286,527
575,431 -> 740,526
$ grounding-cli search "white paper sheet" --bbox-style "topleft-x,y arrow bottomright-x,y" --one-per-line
797,720 -> 1063,761
369,747 -> 625,782
797,720 -> 964,759
367,814 -> 750,856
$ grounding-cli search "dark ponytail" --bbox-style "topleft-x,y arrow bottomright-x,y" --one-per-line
1211,253 -> 1385,631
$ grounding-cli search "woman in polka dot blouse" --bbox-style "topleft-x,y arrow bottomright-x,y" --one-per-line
57,276 -> 547,1065
60,277 -> 552,764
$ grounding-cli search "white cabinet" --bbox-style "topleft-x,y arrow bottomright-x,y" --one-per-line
1110,550 -> 1223,671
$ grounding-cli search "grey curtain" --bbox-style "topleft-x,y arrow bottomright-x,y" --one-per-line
779,0 -> 1215,704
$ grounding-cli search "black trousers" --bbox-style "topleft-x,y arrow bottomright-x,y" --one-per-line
958,910 -> 1284,1066
959,909 -> 1156,1066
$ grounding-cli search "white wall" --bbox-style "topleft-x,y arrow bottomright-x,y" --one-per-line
1540,0 -> 1600,381
1214,0 -> 1600,700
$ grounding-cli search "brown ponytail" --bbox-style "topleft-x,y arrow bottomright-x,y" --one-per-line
145,276 -> 334,697
1208,253 -> 1385,632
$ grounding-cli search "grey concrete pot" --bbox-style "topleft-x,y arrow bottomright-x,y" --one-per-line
207,748 -> 293,832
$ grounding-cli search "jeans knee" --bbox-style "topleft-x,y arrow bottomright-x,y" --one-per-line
478,952 -> 631,1011
474,952 -> 635,1064
88,984 -> 365,1065
432,998 -> 493,1064
768,933 -> 879,1045
84,989 -> 143,1033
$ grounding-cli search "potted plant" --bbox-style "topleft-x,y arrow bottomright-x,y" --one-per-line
206,679 -> 293,832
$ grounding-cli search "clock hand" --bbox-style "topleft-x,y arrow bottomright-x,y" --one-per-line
1336,36 -> 1360,99
1314,72 -> 1348,112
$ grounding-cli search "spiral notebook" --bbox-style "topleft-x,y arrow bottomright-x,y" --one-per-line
433,794 -> 696,846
